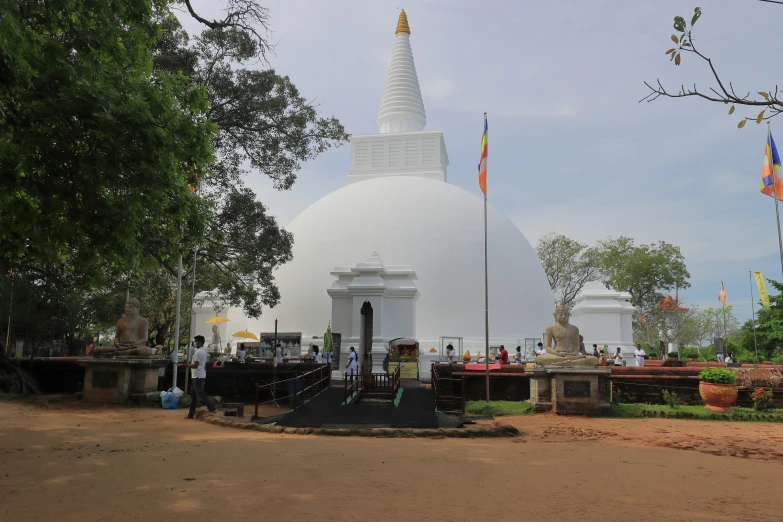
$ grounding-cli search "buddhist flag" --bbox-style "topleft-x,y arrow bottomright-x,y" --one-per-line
760,129 -> 783,199
719,280 -> 726,307
753,272 -> 771,308
478,114 -> 488,196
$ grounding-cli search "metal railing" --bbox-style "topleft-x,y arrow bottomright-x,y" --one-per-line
344,365 -> 400,404
253,364 -> 331,419
431,364 -> 466,414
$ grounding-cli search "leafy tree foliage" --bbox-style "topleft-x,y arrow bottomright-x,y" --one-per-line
733,279 -> 783,363
150,9 -> 348,319
594,237 -> 690,310
535,233 -> 599,307
0,0 -> 216,282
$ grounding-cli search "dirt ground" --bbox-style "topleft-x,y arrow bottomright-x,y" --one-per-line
1,400 -> 782,522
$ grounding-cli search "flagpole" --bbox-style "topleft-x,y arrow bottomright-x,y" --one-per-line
749,271 -> 759,364
768,123 -> 783,278
482,112 -> 490,406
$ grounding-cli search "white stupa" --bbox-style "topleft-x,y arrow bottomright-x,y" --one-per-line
193,11 -> 554,378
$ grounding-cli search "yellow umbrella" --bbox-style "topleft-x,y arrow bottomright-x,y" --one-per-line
232,331 -> 258,340
205,316 -> 229,325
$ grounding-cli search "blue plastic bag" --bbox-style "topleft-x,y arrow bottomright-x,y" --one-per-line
161,390 -> 179,409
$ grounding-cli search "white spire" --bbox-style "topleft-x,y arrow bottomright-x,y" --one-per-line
377,10 -> 426,134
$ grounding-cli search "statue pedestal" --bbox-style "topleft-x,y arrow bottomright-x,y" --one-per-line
528,367 -> 610,416
81,358 -> 169,403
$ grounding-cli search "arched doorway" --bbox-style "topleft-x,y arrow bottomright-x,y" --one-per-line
360,301 -> 373,371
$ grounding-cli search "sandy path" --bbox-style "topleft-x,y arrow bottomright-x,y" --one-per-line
0,401 -> 781,522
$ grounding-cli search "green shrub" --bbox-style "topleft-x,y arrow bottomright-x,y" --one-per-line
667,352 -> 678,358
661,389 -> 680,409
699,368 -> 737,384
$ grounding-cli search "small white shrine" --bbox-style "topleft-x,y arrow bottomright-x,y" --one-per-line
570,281 -> 636,365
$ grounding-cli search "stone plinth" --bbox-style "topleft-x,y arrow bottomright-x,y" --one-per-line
528,367 -> 610,416
81,358 -> 169,403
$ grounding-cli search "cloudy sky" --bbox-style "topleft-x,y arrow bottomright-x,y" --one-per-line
178,0 -> 783,321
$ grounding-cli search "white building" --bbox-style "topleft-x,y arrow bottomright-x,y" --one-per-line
570,281 -> 636,365
193,10 -> 554,378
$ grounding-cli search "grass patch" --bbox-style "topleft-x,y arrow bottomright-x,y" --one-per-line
465,400 -> 535,417
612,403 -> 783,423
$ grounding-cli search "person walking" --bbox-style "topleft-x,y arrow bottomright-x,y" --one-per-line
179,335 -> 217,419
634,343 -> 646,367
346,347 -> 358,378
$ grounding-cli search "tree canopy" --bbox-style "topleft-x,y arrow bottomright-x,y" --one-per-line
1,0 -> 348,352
535,233 -> 690,310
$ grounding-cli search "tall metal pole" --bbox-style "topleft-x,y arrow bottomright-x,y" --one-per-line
183,248 -> 197,396
749,271 -> 759,364
5,273 -> 14,356
172,255 -> 183,390
768,123 -> 783,278
483,181 -> 490,406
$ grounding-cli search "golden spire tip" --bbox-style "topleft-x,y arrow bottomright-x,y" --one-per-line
395,9 -> 410,35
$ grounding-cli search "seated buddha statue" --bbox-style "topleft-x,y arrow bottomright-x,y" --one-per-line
536,305 -> 598,368
92,298 -> 152,357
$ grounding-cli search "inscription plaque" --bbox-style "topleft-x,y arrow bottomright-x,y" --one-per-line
92,370 -> 119,389
564,380 -> 591,398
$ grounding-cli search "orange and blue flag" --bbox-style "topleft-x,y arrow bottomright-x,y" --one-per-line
719,280 -> 726,307
761,129 -> 783,199
478,114 -> 487,196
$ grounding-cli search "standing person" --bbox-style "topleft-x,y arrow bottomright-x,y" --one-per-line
237,343 -> 247,363
634,343 -> 646,367
446,344 -> 457,363
716,352 -> 724,363
514,346 -> 522,364
725,353 -> 734,364
592,344 -> 599,357
535,342 -> 547,355
178,335 -> 217,420
275,343 -> 283,364
498,345 -> 509,365
346,347 -> 358,377
313,345 -> 321,363
613,348 -> 624,366
579,335 -> 586,354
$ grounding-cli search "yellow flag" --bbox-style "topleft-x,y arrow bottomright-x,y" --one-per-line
753,271 -> 771,308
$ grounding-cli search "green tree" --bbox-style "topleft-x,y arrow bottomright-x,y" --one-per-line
734,279 -> 783,363
0,0 -> 216,283
594,237 -> 690,310
150,8 -> 348,318
641,6 -> 783,128
535,232 -> 599,307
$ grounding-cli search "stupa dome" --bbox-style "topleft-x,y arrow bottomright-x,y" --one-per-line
255,175 -> 553,343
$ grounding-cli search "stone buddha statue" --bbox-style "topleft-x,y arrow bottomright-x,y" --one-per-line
92,298 -> 152,357
537,305 -> 598,368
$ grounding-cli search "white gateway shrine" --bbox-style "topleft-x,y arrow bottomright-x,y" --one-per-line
193,11 -> 555,378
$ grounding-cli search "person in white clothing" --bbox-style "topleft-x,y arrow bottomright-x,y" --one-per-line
613,348 -> 624,366
634,344 -> 646,367
346,347 -> 358,377
725,354 -> 734,364
313,345 -> 321,363
446,344 -> 457,363
535,342 -> 547,355
237,343 -> 247,363
275,344 -> 283,364
178,335 -> 216,419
